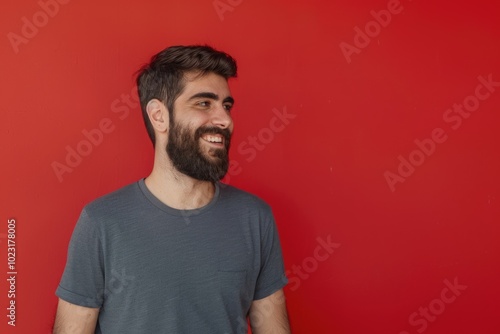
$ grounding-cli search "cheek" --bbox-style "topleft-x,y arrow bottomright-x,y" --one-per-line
193,113 -> 212,127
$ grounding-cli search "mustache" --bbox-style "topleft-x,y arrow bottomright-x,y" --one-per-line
195,126 -> 232,142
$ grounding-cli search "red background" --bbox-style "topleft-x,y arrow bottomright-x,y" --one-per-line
1,0 -> 499,333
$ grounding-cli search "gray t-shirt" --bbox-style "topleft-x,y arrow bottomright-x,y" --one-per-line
56,180 -> 287,333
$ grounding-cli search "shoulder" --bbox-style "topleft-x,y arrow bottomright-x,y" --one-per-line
217,183 -> 273,214
82,181 -> 142,219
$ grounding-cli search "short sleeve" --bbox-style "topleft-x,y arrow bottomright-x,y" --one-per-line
253,213 -> 288,300
56,208 -> 105,308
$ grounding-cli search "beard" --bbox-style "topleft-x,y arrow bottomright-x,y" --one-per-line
166,120 -> 231,182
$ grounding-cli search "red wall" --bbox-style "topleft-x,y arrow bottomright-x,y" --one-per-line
1,0 -> 499,333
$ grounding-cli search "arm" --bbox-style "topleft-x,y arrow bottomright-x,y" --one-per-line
249,289 -> 291,334
53,298 -> 99,334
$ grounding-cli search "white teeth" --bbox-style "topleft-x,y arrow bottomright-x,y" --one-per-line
204,135 -> 222,143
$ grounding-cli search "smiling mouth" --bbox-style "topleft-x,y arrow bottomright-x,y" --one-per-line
201,134 -> 224,145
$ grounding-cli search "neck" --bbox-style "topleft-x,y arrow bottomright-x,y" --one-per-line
144,152 -> 216,210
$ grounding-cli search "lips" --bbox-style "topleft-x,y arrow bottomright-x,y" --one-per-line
196,127 -> 231,148
201,134 -> 224,144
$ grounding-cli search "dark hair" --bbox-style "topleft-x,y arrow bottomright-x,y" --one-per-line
136,45 -> 238,146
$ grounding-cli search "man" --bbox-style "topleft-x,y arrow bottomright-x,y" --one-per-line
54,45 -> 290,333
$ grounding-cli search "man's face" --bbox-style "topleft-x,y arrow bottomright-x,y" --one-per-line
166,72 -> 234,182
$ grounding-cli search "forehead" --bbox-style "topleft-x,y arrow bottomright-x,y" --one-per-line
179,72 -> 231,98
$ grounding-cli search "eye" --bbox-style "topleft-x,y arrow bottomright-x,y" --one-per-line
198,101 -> 210,107
223,103 -> 233,112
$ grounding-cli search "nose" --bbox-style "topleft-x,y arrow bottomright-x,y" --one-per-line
210,103 -> 233,129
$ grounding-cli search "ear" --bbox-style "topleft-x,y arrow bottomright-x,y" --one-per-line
146,99 -> 169,134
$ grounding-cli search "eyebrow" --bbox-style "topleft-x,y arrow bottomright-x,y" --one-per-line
188,92 -> 234,105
